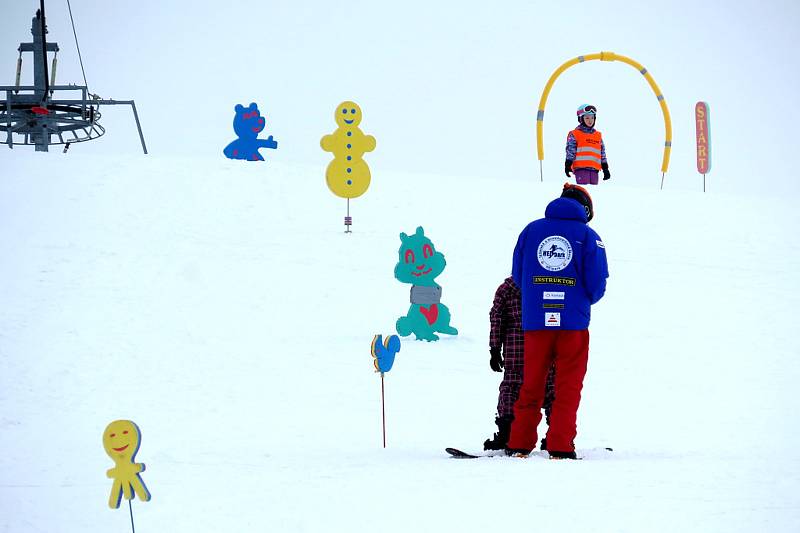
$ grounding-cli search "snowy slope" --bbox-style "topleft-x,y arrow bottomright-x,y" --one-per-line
1,150 -> 799,532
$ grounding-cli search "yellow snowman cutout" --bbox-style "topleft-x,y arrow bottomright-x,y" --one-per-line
103,420 -> 151,509
321,101 -> 376,199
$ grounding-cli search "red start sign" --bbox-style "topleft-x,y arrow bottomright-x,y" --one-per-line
695,102 -> 711,174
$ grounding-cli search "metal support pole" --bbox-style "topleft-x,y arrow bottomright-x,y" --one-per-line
15,54 -> 22,93
5,90 -> 13,149
50,53 -> 57,92
344,198 -> 352,233
128,500 -> 136,533
539,160 -> 543,182
38,0 -> 50,104
128,101 -> 148,154
36,121 -> 49,152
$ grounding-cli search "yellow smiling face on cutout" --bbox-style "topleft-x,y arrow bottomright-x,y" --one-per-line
335,101 -> 362,128
103,420 -> 140,462
102,419 -> 150,508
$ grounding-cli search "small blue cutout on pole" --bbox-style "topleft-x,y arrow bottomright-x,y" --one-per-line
371,334 -> 401,373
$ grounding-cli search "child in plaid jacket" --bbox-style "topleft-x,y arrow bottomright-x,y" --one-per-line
484,276 -> 555,450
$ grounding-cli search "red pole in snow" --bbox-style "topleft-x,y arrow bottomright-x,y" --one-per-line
381,372 -> 386,448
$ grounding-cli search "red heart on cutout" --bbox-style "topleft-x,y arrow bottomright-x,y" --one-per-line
419,304 -> 439,325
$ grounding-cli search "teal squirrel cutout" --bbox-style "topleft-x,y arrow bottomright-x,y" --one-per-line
394,227 -> 458,342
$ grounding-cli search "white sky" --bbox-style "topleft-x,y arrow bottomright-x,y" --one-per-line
2,0 -> 800,192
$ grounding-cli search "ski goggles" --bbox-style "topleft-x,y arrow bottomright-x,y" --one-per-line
577,105 -> 597,117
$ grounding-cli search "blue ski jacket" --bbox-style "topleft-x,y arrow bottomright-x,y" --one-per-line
512,197 -> 609,330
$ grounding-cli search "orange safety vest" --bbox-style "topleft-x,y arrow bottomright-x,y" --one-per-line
571,128 -> 603,171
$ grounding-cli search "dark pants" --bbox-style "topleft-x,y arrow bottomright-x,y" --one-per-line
507,329 -> 589,452
497,362 -> 556,420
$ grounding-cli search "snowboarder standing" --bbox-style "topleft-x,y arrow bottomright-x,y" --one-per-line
484,276 -> 555,451
565,104 -> 610,185
506,183 -> 608,459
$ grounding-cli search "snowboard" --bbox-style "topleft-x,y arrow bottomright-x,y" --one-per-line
445,447 -> 486,459
445,447 -> 532,459
445,446 -> 613,459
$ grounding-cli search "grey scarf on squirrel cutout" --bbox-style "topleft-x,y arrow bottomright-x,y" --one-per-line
410,285 -> 442,305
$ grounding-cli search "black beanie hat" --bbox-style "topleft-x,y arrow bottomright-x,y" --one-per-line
561,182 -> 594,221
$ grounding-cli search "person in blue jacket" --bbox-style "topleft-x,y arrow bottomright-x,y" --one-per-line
505,183 -> 609,459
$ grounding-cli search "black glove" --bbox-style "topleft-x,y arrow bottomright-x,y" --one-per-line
489,346 -> 504,372
601,162 -> 611,181
565,159 -> 573,177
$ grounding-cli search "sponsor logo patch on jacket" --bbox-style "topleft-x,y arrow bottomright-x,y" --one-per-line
545,312 -> 561,326
537,236 -> 573,272
543,291 -> 565,300
533,276 -> 576,286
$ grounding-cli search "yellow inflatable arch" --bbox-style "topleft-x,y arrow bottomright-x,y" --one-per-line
536,51 -> 672,187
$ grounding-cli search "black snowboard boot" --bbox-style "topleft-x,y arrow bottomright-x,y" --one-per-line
505,447 -> 532,457
548,450 -> 578,460
483,415 -> 514,450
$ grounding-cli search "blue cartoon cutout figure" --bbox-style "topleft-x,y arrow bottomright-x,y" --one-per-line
223,103 -> 278,161
395,226 -> 458,342
372,334 -> 401,373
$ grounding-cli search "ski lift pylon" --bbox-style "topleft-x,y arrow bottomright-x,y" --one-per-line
0,1 -> 148,153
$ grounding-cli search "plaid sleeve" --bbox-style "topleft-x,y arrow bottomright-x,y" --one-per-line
489,283 -> 507,348
507,287 -> 522,333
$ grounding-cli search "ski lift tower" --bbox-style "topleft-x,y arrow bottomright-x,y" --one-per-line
0,1 -> 148,153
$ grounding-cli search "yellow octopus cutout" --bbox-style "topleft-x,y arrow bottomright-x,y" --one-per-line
321,101 -> 376,199
103,420 -> 151,509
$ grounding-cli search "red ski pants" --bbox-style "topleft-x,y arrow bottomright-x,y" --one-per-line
507,329 -> 589,452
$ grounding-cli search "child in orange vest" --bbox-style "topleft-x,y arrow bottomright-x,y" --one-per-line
565,104 -> 610,185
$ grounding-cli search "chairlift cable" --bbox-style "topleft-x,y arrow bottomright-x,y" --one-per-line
66,0 -> 90,94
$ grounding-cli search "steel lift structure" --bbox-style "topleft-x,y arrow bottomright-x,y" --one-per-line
0,1 -> 147,153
